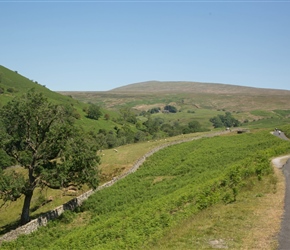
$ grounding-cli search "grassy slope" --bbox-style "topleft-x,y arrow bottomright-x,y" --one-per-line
1,129 -> 290,249
0,65 -> 119,133
150,166 -> 285,250
0,65 -> 74,105
0,131 -> 212,232
0,65 -> 121,231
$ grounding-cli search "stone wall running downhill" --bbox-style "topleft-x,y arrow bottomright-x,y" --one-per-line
0,130 -> 231,243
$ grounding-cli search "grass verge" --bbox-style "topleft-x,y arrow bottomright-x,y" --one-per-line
149,166 -> 284,250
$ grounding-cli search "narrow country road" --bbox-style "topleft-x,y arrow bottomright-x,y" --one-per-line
272,130 -> 290,250
278,157 -> 290,250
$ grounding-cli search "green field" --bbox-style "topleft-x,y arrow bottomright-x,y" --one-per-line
1,129 -> 290,249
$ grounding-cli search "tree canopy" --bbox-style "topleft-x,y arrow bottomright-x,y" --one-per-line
164,105 -> 177,113
210,112 -> 241,128
0,89 -> 100,225
87,103 -> 102,120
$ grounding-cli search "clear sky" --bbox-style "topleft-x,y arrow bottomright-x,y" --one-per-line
1,1 -> 290,91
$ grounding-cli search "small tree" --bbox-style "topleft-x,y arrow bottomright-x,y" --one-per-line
0,89 -> 100,225
164,105 -> 177,113
119,107 -> 137,124
210,112 -> 240,128
188,120 -> 202,132
148,107 -> 160,114
87,104 -> 102,120
7,87 -> 17,93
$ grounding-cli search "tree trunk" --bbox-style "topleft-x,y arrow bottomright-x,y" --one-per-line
20,190 -> 34,225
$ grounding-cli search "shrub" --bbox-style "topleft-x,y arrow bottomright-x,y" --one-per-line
7,87 -> 17,93
87,104 -> 102,120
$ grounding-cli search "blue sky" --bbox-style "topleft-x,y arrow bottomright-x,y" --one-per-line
1,1 -> 290,91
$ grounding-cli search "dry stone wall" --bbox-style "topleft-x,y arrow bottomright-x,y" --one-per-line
0,130 -> 231,243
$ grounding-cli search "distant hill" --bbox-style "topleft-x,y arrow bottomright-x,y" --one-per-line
110,80 -> 290,96
61,80 -> 290,113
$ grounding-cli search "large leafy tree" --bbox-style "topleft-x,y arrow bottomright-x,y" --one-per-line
0,90 -> 100,225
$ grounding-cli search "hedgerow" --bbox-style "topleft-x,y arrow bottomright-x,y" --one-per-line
1,130 -> 290,249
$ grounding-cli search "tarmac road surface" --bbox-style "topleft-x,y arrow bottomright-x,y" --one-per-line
272,130 -> 290,250
278,157 -> 290,250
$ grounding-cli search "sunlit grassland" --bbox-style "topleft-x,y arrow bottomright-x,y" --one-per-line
274,109 -> 290,117
2,129 -> 290,249
75,115 -> 118,133
0,130 -> 216,234
149,167 -> 284,250
0,187 -> 80,233
150,108 -> 224,128
246,117 -> 290,129
0,166 -> 89,234
251,110 -> 279,117
99,130 -> 218,178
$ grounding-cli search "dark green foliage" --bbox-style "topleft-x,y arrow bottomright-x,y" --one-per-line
0,149 -> 14,169
87,104 -> 102,120
143,117 -> 164,134
160,123 -> 174,134
0,89 -> 100,225
210,115 -> 224,128
139,110 -> 147,116
0,169 -> 25,202
187,120 -> 202,132
164,105 -> 177,113
148,107 -> 160,114
116,125 -> 135,144
6,87 -> 17,93
134,131 -> 147,142
119,107 -> 137,124
210,112 -> 241,128
143,117 -> 206,138
106,131 -> 118,148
